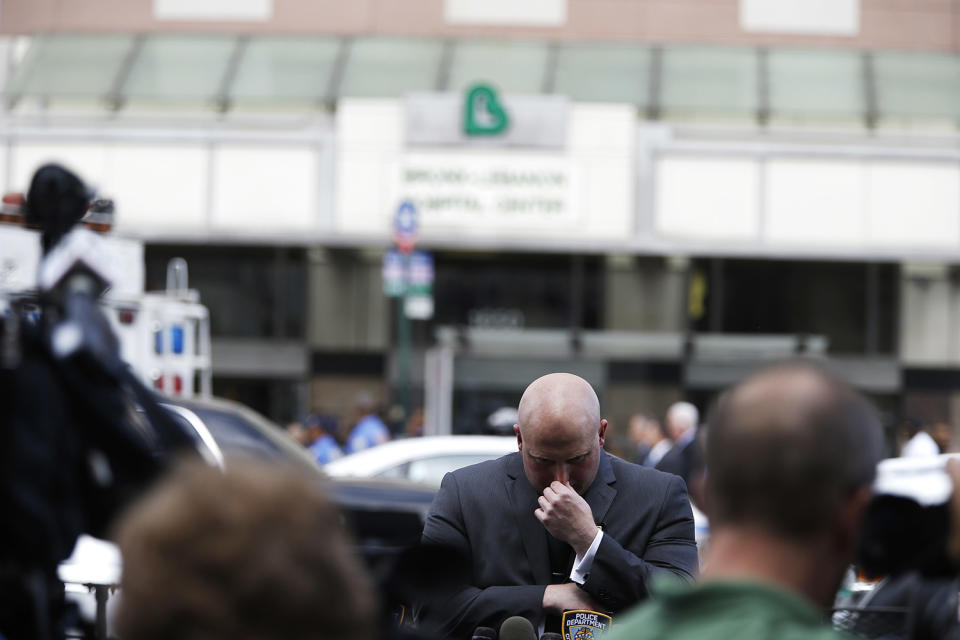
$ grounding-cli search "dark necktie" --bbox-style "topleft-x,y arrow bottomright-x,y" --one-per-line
545,533 -> 571,634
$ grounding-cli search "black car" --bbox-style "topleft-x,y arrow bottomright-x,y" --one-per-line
63,395 -> 435,639
159,395 -> 435,544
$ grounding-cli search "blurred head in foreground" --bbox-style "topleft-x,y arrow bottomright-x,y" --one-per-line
114,461 -> 376,640
704,362 -> 883,607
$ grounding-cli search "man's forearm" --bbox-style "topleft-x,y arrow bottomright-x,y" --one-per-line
542,582 -> 604,614
423,584 -> 547,639
581,532 -> 697,612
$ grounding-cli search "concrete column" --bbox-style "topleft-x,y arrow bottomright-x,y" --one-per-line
307,248 -> 388,350
603,255 -> 687,332
900,263 -> 957,366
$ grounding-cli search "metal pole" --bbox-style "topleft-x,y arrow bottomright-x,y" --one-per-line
397,253 -> 412,421
93,584 -> 109,640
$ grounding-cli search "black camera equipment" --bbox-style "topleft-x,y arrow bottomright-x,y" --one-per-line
855,457 -> 955,579
0,164 -> 197,640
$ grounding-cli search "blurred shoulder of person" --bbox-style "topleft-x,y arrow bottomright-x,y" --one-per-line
113,460 -> 376,640
306,413 -> 344,464
346,393 -> 390,454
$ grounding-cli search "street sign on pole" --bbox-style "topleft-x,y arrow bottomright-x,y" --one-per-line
392,200 -> 419,253
387,200 -> 427,422
405,250 -> 434,319
382,249 -> 405,297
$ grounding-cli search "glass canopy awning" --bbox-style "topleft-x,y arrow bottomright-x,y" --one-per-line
5,33 -> 960,128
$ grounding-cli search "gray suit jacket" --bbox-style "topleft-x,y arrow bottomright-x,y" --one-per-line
420,451 -> 698,638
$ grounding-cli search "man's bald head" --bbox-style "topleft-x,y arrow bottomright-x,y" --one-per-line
706,362 -> 882,540
518,373 -> 600,439
515,373 -> 605,494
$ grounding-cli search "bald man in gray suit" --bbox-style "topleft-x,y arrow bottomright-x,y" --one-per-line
420,373 -> 698,638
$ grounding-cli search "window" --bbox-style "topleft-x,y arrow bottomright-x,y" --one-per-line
230,36 -> 341,106
145,246 -> 306,339
404,454 -> 507,485
691,259 -> 896,354
432,253 -> 603,330
554,43 -> 651,106
660,46 -> 757,118
340,37 -> 443,97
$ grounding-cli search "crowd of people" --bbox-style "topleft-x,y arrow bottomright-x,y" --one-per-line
284,393 -> 394,464
99,362 -> 960,640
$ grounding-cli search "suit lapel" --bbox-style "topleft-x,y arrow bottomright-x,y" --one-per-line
582,452 -> 617,529
505,453 -> 552,585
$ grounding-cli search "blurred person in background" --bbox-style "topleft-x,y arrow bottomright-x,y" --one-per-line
608,362 -> 883,640
629,412 -> 673,468
404,407 -> 425,438
345,393 -> 391,454
899,417 -> 940,458
284,420 -> 310,447
627,414 -> 652,464
486,406 -> 519,435
306,413 -> 343,464
656,401 -> 707,509
386,404 -> 407,437
655,401 -> 699,481
113,461 -> 377,640
931,421 -> 953,454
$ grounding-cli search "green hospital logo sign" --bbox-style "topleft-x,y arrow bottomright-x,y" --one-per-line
463,83 -> 510,136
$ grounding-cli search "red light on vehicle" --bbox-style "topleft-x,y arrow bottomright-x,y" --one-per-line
173,375 -> 183,395
117,308 -> 137,325
1,192 -> 25,224
153,376 -> 164,390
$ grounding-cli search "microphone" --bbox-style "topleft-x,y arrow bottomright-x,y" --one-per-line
472,626 -> 497,640
541,633 -> 562,640
499,616 -> 536,640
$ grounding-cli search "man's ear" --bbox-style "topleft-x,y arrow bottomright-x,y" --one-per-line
598,419 -> 608,447
514,424 -> 522,451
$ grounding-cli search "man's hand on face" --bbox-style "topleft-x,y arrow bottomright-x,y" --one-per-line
542,582 -> 604,614
536,481 -> 599,558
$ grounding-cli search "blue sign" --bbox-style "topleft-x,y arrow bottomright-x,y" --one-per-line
395,201 -> 418,234
393,200 -> 419,251
407,251 -> 434,295
382,249 -> 406,297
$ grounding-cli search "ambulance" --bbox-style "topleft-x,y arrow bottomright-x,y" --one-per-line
0,193 -> 211,399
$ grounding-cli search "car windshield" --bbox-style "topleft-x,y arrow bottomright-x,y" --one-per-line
166,400 -> 318,471
190,405 -> 283,459
379,453 -> 504,486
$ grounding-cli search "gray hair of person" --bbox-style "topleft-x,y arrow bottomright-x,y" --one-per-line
705,362 -> 883,539
667,401 -> 699,433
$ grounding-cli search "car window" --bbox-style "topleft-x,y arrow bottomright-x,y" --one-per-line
404,454 -> 502,486
189,406 -> 286,460
375,462 -> 411,480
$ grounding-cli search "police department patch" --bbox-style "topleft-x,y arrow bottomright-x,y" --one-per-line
562,609 -> 612,640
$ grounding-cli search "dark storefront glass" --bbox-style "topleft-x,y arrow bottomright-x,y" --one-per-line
145,245 -> 306,339
432,252 -> 604,330
691,259 -> 897,355
212,377 -> 301,426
